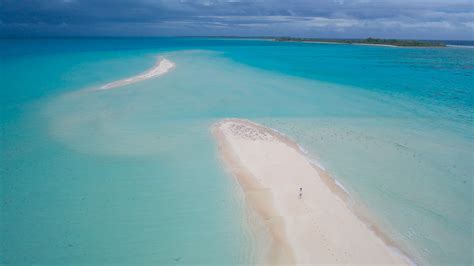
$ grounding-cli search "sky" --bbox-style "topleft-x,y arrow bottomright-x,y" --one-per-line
1,0 -> 473,40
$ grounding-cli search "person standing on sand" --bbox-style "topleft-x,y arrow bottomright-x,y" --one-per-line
299,187 -> 302,199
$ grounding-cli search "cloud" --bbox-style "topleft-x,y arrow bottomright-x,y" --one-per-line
0,0 -> 473,39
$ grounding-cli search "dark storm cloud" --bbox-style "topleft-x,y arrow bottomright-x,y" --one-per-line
1,0 -> 473,39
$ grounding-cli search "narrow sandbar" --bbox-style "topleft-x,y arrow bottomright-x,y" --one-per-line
98,57 -> 175,90
213,119 -> 410,265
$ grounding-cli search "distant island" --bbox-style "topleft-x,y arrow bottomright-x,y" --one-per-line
191,36 -> 447,47
274,37 -> 446,47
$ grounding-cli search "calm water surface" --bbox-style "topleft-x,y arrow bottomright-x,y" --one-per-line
1,38 -> 472,265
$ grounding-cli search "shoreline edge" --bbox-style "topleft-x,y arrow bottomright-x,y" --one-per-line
212,118 -> 415,265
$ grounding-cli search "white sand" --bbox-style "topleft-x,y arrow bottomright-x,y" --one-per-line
98,57 -> 175,90
213,119 -> 410,265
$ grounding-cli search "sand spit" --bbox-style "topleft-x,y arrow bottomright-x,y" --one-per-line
98,57 -> 175,90
213,118 -> 411,265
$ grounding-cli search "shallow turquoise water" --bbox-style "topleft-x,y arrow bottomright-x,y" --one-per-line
1,38 -> 473,265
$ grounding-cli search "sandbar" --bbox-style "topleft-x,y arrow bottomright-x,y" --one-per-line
213,119 -> 411,265
98,57 -> 175,90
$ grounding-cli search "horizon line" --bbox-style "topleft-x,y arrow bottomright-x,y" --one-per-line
1,35 -> 474,42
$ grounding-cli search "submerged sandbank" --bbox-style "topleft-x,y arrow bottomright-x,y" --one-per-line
98,57 -> 175,90
213,119 -> 411,265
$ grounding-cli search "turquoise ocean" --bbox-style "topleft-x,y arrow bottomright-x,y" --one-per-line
1,38 -> 472,265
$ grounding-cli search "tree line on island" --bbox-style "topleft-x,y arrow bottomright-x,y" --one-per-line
274,37 -> 446,47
